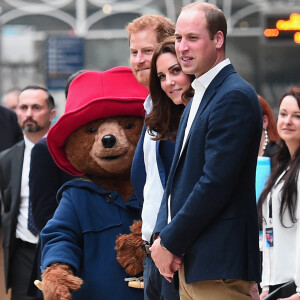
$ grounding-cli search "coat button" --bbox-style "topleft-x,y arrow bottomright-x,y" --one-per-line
105,195 -> 112,203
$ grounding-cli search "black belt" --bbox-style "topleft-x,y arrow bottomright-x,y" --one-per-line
16,238 -> 37,250
141,241 -> 151,255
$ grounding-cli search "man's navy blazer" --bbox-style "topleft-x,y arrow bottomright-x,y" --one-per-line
155,64 -> 262,284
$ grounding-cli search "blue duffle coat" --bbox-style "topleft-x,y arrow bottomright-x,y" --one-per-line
41,179 -> 143,300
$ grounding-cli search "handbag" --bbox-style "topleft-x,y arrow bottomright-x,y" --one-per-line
263,281 -> 296,299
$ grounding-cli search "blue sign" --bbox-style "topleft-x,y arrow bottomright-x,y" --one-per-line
46,36 -> 84,89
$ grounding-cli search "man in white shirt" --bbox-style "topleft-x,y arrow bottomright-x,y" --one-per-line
126,14 -> 180,300
151,3 -> 262,300
0,86 -> 56,300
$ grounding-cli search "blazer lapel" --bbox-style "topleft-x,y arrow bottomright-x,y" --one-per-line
178,64 -> 236,158
166,102 -> 191,186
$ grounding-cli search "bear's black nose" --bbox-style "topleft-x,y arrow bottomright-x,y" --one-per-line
102,134 -> 116,148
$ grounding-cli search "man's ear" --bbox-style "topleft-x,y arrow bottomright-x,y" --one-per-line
215,31 -> 224,49
263,114 -> 269,129
49,109 -> 56,123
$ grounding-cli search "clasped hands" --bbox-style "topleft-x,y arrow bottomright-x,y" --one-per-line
150,237 -> 182,282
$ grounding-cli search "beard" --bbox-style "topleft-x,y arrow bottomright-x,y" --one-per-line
21,119 -> 42,133
133,69 -> 150,88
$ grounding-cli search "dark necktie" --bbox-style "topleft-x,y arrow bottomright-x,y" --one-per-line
28,197 -> 38,236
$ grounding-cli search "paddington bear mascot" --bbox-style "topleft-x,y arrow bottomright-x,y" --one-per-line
38,67 -> 148,300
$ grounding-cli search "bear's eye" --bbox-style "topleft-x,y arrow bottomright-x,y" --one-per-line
125,123 -> 135,130
87,127 -> 97,134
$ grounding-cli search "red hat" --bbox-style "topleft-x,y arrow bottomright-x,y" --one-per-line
47,66 -> 148,176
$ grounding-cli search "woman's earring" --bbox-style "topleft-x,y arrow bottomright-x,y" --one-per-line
263,128 -> 269,151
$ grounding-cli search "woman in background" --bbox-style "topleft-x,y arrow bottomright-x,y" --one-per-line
258,95 -> 280,159
256,95 -> 280,201
258,86 -> 300,300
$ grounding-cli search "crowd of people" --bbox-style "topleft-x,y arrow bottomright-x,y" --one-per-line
0,1 -> 299,300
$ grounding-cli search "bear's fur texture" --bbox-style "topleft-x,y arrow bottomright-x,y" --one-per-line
115,220 -> 145,276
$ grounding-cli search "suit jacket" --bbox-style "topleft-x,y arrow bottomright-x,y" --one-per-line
0,106 -> 23,152
155,64 -> 262,283
29,137 -> 74,231
131,125 -> 175,206
0,140 -> 25,290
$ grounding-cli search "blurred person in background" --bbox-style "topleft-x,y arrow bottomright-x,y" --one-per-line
2,88 -> 21,112
0,86 -> 56,300
0,105 -> 23,152
0,98 -> 23,300
258,86 -> 300,300
127,14 -> 180,300
258,95 -> 280,160
256,95 -> 280,201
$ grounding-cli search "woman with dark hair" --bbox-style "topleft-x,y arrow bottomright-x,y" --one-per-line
141,36 -> 193,298
145,36 -> 194,142
258,86 -> 300,300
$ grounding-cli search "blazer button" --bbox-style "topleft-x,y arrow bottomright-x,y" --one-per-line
105,195 -> 112,203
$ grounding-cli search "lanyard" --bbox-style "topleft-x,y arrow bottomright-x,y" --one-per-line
268,191 -> 273,221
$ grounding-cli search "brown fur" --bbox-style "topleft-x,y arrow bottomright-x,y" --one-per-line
42,264 -> 83,300
65,116 -> 143,201
115,220 -> 146,276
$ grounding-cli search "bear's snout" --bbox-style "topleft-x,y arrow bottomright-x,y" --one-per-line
102,134 -> 117,148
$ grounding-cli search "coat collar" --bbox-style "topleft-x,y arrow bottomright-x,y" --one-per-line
57,178 -> 141,211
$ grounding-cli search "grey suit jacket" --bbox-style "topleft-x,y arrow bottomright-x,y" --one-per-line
0,140 -> 24,291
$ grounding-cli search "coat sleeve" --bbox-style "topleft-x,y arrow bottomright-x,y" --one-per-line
41,189 -> 83,273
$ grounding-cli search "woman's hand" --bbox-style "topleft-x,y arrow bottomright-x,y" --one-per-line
259,291 -> 268,299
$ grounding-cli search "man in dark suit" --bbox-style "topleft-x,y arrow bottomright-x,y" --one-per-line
151,3 -> 262,300
0,105 -> 23,152
0,86 -> 56,300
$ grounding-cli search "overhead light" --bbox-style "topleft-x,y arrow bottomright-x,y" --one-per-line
103,4 -> 112,14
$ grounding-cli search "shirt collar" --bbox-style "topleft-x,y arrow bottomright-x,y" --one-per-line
23,134 -> 35,151
192,58 -> 231,91
144,94 -> 152,115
